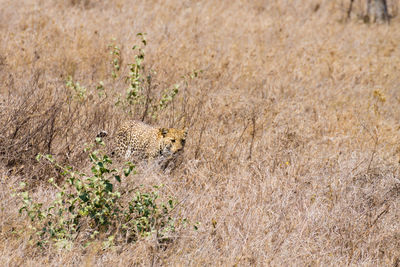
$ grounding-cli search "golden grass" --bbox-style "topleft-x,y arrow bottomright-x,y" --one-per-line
1,0 -> 400,265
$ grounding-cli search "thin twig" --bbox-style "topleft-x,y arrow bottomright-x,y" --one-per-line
194,122 -> 206,160
141,74 -> 152,122
347,0 -> 354,20
248,112 -> 256,160
359,121 -> 379,173
231,119 -> 250,157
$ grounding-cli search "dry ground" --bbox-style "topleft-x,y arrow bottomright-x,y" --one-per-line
1,0 -> 400,265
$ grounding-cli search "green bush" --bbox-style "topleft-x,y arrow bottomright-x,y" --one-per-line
19,143 -> 178,249
112,32 -> 183,120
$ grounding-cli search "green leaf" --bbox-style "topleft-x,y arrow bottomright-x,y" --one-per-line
68,205 -> 75,213
35,154 -> 42,161
79,193 -> 89,202
19,182 -> 26,189
105,180 -> 113,192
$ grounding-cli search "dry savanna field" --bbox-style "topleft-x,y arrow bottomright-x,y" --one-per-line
1,0 -> 400,266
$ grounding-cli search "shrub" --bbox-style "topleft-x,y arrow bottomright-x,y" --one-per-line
19,142 -> 178,249
116,32 -> 183,121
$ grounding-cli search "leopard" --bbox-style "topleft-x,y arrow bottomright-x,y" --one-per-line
97,120 -> 187,169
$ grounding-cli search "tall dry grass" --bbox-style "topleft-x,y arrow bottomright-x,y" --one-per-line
1,0 -> 400,265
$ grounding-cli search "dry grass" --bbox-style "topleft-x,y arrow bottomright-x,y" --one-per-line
1,0 -> 400,265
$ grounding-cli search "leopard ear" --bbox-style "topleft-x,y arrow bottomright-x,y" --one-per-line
183,128 -> 188,138
159,128 -> 169,137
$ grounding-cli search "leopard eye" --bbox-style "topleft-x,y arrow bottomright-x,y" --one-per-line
171,139 -> 176,143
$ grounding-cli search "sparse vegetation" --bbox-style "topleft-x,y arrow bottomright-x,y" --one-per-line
1,0 -> 400,265
19,149 -> 178,250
